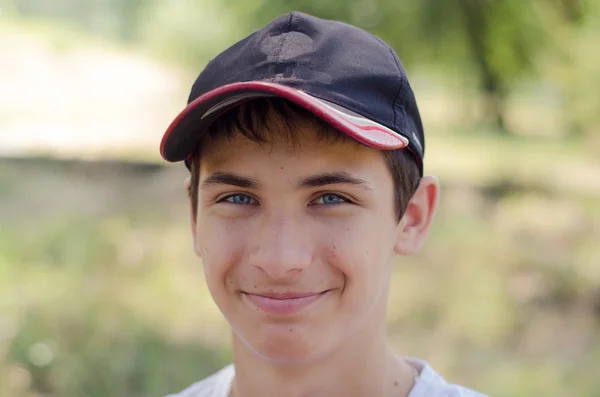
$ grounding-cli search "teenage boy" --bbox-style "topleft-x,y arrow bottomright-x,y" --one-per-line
160,11 -> 488,397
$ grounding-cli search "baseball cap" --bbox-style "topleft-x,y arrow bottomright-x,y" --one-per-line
160,11 -> 425,175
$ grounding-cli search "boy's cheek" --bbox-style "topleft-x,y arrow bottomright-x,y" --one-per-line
197,236 -> 237,283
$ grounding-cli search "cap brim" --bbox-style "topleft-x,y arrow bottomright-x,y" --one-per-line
160,81 -> 409,164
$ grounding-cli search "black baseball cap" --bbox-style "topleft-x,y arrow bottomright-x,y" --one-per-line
160,11 -> 425,175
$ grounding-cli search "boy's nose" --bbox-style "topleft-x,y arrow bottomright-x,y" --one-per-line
246,213 -> 313,280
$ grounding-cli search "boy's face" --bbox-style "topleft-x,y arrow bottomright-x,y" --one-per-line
190,116 -> 436,363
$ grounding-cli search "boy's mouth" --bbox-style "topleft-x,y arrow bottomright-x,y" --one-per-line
241,290 -> 330,316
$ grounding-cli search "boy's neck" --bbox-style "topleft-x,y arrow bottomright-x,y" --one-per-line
229,318 -> 417,397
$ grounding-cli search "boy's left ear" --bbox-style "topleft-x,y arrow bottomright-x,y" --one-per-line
394,176 -> 440,255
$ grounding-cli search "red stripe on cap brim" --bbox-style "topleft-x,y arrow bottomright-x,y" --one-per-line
160,81 -> 409,162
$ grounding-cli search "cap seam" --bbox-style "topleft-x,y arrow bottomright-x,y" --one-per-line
387,45 -> 406,131
274,13 -> 294,64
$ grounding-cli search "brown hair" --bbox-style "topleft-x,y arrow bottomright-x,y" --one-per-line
188,98 -> 420,222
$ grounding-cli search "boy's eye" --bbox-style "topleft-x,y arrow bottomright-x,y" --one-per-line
221,194 -> 258,205
218,193 -> 349,206
312,194 -> 349,206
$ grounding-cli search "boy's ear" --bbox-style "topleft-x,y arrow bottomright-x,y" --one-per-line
394,176 -> 439,255
185,176 -> 202,257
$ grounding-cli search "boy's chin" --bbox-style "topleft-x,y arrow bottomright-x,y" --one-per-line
252,345 -> 324,365
240,329 -> 331,364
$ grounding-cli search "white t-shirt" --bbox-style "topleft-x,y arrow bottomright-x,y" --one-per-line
164,357 -> 489,397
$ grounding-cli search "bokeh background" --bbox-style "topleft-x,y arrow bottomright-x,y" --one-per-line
1,1 -> 599,396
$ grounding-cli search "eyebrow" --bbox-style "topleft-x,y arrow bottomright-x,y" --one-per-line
200,171 -> 371,191
200,172 -> 260,189
297,172 -> 372,190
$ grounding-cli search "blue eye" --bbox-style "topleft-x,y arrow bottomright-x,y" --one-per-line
313,194 -> 348,205
222,194 -> 257,205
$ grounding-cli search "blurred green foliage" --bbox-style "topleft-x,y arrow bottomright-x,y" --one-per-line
1,160 -> 232,397
3,0 -> 599,134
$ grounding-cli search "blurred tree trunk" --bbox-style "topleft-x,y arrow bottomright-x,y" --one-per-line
559,0 -> 583,22
457,0 -> 507,133
117,0 -> 144,41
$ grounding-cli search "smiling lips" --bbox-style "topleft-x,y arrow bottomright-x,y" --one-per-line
242,291 -> 329,315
